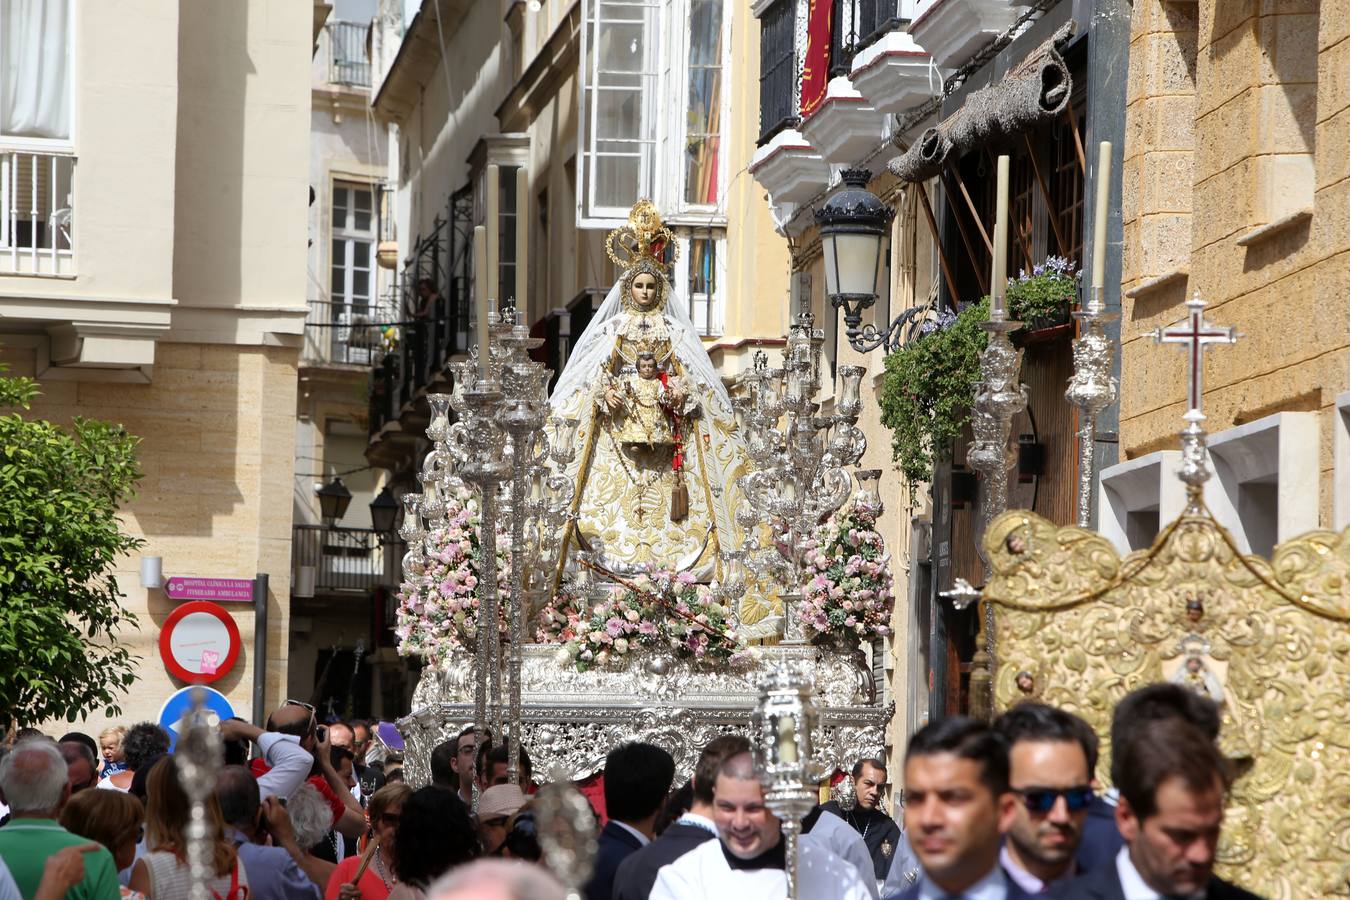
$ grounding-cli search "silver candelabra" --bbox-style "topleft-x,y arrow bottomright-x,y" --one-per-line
399,306 -> 574,791
1065,286 -> 1119,527
965,303 -> 1027,709
753,664 -> 822,900
736,308 -> 868,643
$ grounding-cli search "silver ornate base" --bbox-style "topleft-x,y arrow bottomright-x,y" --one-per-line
398,644 -> 892,783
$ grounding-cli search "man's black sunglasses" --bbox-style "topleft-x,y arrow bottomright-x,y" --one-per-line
1012,786 -> 1096,813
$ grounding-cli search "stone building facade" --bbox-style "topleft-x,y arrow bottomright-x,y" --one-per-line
0,1 -> 312,730
1113,0 -> 1350,548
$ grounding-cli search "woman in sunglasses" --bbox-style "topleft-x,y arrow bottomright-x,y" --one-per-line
327,783 -> 412,900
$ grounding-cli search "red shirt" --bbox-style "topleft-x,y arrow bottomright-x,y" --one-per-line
325,854 -> 392,900
249,759 -> 347,827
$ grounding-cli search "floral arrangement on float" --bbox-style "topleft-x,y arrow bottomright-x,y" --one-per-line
535,567 -> 753,672
797,501 -> 894,646
393,483 -> 511,668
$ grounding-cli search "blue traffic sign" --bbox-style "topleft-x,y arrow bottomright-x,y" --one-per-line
157,685 -> 236,751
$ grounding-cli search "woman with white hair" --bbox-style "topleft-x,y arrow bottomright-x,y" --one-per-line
288,782 -> 340,887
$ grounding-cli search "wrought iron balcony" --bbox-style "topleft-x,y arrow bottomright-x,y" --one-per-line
292,524 -> 391,596
757,0 -> 799,146
303,296 -> 399,367
326,21 -> 372,88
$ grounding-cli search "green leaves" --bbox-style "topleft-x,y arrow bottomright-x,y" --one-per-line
879,298 -> 990,496
0,369 -> 143,730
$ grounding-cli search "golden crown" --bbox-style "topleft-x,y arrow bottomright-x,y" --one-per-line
605,199 -> 678,274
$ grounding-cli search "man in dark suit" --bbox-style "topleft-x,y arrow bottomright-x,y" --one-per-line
818,757 -> 904,883
994,703 -> 1100,892
1050,716 -> 1262,899
1076,682 -> 1225,874
583,741 -> 675,900
884,717 -> 1031,900
612,735 -> 750,900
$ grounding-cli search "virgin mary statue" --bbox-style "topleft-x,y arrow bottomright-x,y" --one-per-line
549,201 -> 755,602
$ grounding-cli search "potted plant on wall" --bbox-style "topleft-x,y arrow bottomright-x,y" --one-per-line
1008,255 -> 1079,344
879,297 -> 990,500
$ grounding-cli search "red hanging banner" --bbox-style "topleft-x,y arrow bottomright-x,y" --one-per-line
799,0 -> 833,119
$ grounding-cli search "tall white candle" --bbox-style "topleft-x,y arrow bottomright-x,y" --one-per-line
474,225 -> 489,379
1092,141 -> 1112,290
486,164 -> 500,309
515,167 -> 528,307
991,155 -> 1010,320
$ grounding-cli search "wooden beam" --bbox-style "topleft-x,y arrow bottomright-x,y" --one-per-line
949,166 -> 993,254
1065,98 -> 1087,175
1024,133 -> 1067,256
940,172 -> 990,297
915,182 -> 962,307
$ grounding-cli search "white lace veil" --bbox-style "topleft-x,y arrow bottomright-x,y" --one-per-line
548,276 -> 732,416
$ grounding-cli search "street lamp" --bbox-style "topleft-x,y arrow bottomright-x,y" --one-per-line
369,485 -> 400,535
316,476 -> 353,524
816,168 -> 892,351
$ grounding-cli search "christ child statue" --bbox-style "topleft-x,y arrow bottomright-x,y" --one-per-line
603,352 -> 690,447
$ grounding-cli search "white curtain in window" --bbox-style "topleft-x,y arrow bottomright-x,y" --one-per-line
1,0 -> 71,140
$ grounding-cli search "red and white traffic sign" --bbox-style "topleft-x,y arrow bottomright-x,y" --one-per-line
159,600 -> 242,684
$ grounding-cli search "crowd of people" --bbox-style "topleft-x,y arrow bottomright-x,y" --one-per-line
0,682 -> 1261,900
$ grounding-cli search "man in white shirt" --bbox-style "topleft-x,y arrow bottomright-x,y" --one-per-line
219,718 -> 313,802
613,735 -> 750,900
883,717 -> 1029,900
993,703 -> 1100,893
651,751 -> 872,900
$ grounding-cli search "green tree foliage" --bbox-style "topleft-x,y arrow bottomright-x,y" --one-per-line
879,298 -> 990,495
0,367 -> 143,728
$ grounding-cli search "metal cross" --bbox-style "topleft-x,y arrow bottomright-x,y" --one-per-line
1152,292 -> 1236,416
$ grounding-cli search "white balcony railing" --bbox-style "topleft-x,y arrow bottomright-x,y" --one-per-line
0,150 -> 75,277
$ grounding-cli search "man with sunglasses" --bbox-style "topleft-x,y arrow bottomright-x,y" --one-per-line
993,703 -> 1099,893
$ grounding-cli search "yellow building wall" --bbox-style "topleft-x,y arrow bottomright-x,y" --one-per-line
4,343 -> 299,732
1120,1 -> 1350,522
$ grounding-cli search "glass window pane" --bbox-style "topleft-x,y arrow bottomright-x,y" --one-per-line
354,189 -> 372,211
331,267 -> 346,301
0,0 -> 72,140
597,23 -> 646,71
688,238 -> 715,295
687,70 -> 720,135
688,0 -> 722,67
685,135 -> 720,206
596,89 -> 642,139
595,155 -> 640,208
332,188 -> 348,227
353,241 -> 370,268
353,269 -> 370,299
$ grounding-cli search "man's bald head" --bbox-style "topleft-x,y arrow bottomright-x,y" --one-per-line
266,703 -> 317,751
328,723 -> 354,749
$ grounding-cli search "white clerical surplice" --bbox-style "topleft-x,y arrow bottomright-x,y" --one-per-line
649,833 -> 873,900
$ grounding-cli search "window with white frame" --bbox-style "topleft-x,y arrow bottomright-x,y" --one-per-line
682,0 -> 723,208
677,230 -> 724,336
578,0 -> 730,227
331,182 -> 376,316
0,0 -> 75,271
